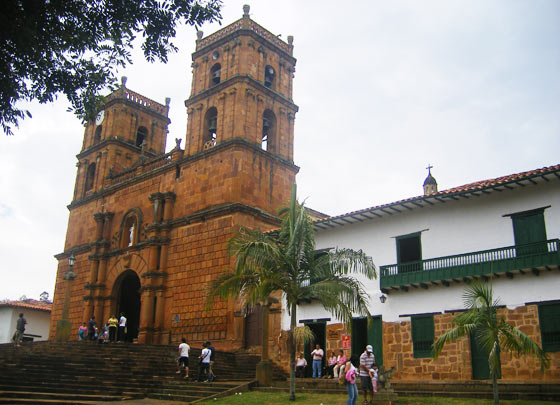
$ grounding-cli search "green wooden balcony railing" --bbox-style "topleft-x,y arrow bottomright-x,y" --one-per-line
380,239 -> 560,289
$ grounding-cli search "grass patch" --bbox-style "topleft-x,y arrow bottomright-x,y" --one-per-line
202,391 -> 560,404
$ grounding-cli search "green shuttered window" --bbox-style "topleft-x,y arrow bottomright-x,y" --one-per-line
411,314 -> 434,358
538,302 -> 560,352
511,209 -> 547,255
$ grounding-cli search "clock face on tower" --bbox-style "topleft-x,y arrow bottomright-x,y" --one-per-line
95,110 -> 105,125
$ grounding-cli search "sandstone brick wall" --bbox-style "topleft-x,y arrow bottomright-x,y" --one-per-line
290,306 -> 560,383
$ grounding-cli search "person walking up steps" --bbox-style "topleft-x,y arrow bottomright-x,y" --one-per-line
206,341 -> 216,382
198,342 -> 211,382
176,337 -> 190,379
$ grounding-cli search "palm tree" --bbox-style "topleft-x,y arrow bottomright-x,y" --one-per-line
432,280 -> 550,405
208,185 -> 377,401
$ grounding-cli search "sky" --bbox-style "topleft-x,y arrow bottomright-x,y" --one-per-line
0,0 -> 559,301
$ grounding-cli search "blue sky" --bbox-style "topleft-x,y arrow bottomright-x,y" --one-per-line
0,0 -> 558,300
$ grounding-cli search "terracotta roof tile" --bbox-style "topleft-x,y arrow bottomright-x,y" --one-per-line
314,163 -> 560,226
0,299 -> 52,312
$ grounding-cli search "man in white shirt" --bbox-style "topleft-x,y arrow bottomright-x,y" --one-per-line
198,342 -> 211,382
311,344 -> 324,378
176,337 -> 190,379
118,313 -> 127,342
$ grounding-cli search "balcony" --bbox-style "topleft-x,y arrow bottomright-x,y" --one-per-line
380,239 -> 560,292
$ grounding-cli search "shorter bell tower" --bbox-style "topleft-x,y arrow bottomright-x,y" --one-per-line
72,77 -> 171,201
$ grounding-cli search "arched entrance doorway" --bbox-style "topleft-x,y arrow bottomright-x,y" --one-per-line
114,270 -> 141,342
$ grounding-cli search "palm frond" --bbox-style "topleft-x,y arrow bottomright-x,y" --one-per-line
432,323 -> 475,358
499,321 -> 550,371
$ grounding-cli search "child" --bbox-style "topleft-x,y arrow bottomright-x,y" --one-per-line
78,323 -> 88,341
368,363 -> 379,394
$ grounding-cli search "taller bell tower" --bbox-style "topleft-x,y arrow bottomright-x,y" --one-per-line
185,4 -> 297,163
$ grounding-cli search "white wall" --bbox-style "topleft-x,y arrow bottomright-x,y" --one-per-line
0,308 -> 16,343
0,307 -> 51,344
282,180 -> 560,328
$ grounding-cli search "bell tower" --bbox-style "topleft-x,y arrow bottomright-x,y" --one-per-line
184,4 -> 297,163
73,77 -> 170,201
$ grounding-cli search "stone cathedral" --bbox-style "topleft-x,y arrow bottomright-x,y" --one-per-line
50,5 -> 298,349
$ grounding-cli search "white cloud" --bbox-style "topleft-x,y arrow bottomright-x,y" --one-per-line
0,0 -> 558,299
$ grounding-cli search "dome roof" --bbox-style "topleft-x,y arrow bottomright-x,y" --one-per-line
423,173 -> 437,186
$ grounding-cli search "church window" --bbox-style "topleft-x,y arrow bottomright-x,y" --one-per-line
85,162 -> 96,191
264,65 -> 275,89
396,232 -> 422,273
411,314 -> 435,358
94,125 -> 102,143
136,126 -> 148,147
210,63 -> 221,85
121,214 -> 138,248
262,110 -> 276,152
203,107 -> 218,149
538,302 -> 560,352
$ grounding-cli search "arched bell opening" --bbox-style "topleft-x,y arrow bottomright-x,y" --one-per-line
262,109 -> 276,152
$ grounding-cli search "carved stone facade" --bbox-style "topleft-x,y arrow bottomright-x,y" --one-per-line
50,7 -> 297,350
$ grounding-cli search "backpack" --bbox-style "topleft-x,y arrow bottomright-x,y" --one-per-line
345,368 -> 356,384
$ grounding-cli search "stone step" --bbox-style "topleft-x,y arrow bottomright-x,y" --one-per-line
0,341 -> 266,404
0,390 -> 127,401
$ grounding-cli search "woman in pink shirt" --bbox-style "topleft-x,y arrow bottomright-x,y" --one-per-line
333,349 -> 347,378
325,351 -> 338,378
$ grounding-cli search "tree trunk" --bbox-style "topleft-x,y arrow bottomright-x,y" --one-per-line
289,302 -> 297,401
492,374 -> 499,405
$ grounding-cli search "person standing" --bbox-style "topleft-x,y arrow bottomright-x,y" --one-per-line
340,354 -> 359,405
176,337 -> 190,379
206,341 -> 216,382
13,313 -> 27,346
311,343 -> 324,378
118,312 -> 127,342
198,342 -> 211,382
295,352 -> 307,378
87,316 -> 96,341
359,345 -> 375,405
107,315 -> 118,342
368,363 -> 379,396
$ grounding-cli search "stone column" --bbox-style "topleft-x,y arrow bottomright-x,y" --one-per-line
94,296 -> 104,326
82,297 -> 94,324
138,288 -> 154,344
88,260 -> 99,285
154,289 -> 166,343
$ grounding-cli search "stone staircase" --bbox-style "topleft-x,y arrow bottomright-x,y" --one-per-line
0,341 -> 271,404
254,378 -> 560,402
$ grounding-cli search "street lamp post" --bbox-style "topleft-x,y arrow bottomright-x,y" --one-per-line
55,254 -> 77,341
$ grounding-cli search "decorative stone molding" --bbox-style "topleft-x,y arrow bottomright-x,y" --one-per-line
139,285 -> 166,292
141,271 -> 168,279
84,282 -> 105,290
